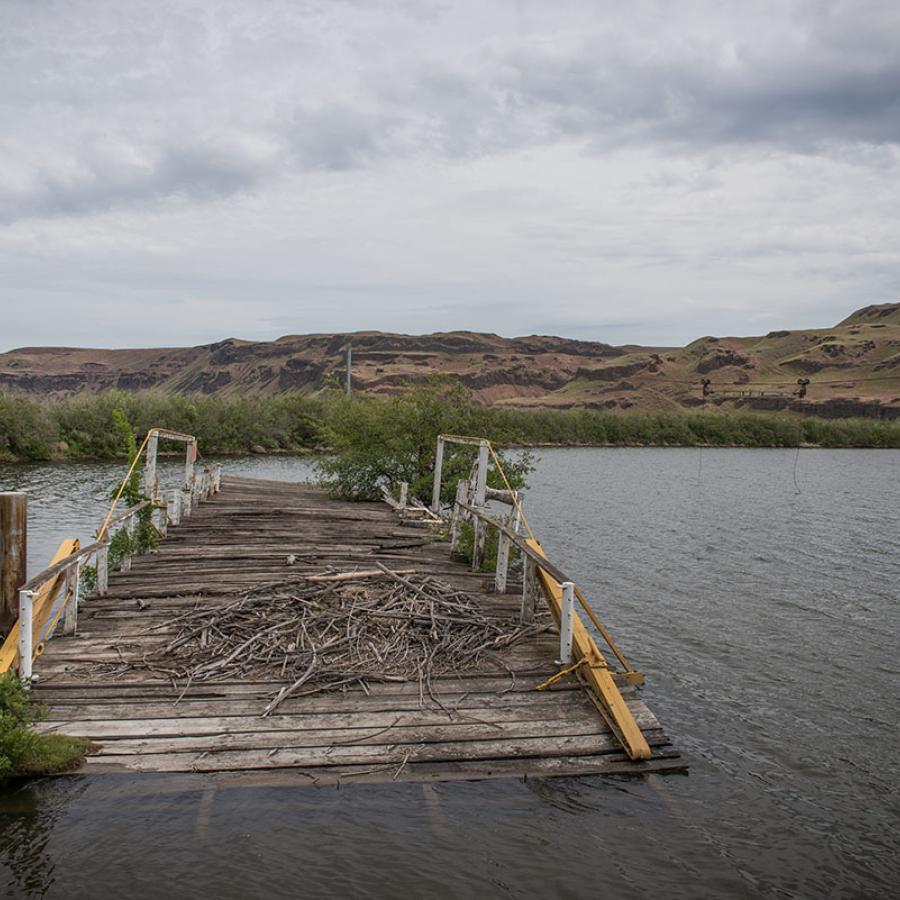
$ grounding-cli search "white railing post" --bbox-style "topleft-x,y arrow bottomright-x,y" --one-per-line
143,429 -> 159,500
184,438 -> 197,492
431,437 -> 445,513
495,530 -> 511,594
121,517 -> 133,572
182,488 -> 193,519
213,465 -> 221,493
399,482 -> 408,509
558,581 -> 575,665
449,480 -> 468,554
96,544 -> 109,596
474,441 -> 489,507
18,589 -> 34,683
156,502 -> 168,538
64,563 -> 79,635
169,489 -> 181,526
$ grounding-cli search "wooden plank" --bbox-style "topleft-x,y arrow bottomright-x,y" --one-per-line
82,721 -> 666,757
79,733 -> 673,773
29,475 -> 684,781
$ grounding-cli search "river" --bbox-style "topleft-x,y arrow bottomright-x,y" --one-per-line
0,448 -> 897,899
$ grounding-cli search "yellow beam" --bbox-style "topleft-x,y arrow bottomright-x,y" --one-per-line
526,538 -> 651,761
0,539 -> 79,674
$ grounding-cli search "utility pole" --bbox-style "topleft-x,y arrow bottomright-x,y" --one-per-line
345,343 -> 352,397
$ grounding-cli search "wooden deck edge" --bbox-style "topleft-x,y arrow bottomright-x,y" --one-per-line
76,749 -> 688,783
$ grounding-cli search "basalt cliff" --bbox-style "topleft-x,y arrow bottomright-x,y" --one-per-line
2,303 -> 898,419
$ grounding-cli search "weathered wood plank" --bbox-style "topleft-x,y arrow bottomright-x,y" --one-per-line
31,475 -> 683,780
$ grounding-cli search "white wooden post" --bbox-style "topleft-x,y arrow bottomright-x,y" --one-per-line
96,544 -> 109,596
184,438 -> 197,492
399,482 -> 408,509
169,490 -> 181,526
18,588 -> 33,683
431,437 -> 445,513
143,430 -> 159,499
449,480 -> 468,554
182,489 -> 193,519
63,563 -> 79,635
474,441 -> 489,508
558,582 -> 575,665
120,518 -> 133,572
495,531 -> 511,594
521,556 -> 538,624
213,465 -> 221,493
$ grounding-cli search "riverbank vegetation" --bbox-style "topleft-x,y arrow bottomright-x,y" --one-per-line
0,673 -> 92,781
1,387 -> 899,464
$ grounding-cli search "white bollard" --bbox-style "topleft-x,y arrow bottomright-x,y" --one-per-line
558,581 -> 575,665
18,589 -> 34,683
399,482 -> 408,509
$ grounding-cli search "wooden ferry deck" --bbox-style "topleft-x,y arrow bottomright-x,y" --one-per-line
31,475 -> 685,785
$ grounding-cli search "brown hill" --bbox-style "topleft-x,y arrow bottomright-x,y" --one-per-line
2,305 -> 899,419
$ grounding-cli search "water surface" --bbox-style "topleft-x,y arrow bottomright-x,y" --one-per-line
0,448 -> 897,899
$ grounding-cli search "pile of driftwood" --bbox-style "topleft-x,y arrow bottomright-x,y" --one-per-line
147,565 -> 540,715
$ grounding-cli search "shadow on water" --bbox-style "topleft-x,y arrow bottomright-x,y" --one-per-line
1,448 -> 898,898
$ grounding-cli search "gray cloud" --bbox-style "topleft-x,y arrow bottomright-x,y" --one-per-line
3,1 -> 898,224
0,0 -> 898,349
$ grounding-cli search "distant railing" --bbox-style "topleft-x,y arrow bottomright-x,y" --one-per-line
0,428 -> 222,683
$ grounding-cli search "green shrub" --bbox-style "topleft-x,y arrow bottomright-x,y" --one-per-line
315,382 -> 534,502
0,673 -> 92,780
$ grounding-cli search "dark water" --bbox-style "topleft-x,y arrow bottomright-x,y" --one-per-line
1,449 -> 898,899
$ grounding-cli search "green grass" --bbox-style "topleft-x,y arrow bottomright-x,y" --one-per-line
0,673 -> 93,781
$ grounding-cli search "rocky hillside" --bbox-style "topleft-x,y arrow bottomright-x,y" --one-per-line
2,304 -> 898,419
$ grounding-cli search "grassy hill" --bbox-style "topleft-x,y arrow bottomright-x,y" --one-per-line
1,304 -> 898,419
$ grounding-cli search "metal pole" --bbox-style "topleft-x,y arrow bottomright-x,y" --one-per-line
143,430 -> 159,499
0,492 -> 26,635
18,588 -> 33,683
346,343 -> 352,397
431,437 -> 445,513
558,581 -> 575,665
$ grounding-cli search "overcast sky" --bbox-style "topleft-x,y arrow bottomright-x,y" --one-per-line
1,0 -> 898,350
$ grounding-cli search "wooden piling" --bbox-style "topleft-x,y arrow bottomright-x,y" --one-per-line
0,493 -> 26,635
